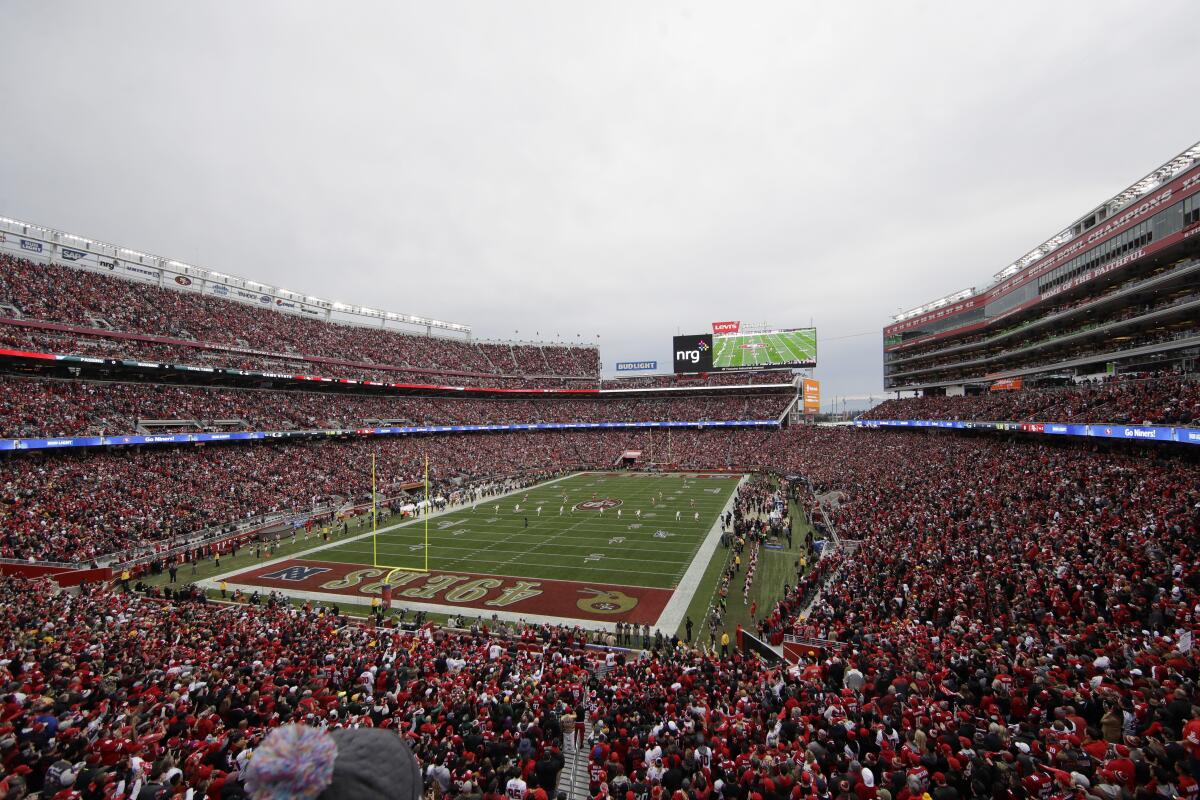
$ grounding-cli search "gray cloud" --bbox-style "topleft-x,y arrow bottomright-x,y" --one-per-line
3,1 -> 1198,406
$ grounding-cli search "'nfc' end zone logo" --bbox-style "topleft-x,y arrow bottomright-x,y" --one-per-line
574,498 -> 623,511
261,566 -> 331,582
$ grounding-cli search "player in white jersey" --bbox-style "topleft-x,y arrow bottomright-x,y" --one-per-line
636,509 -> 641,518
676,510 -> 681,521
537,506 -> 542,516
560,505 -> 564,515
617,509 -> 622,518
694,512 -> 700,522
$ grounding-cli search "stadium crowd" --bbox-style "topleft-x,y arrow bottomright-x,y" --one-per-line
0,431 -> 1195,800
0,324 -> 788,392
0,426 -> 1196,798
733,427 -> 1200,798
0,256 -> 599,380
0,577 -> 595,800
0,429 -> 778,563
862,373 -> 1200,427
0,377 -> 793,438
886,257 -> 1199,364
885,325 -> 1200,390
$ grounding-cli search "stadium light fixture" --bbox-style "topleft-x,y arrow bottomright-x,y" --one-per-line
892,288 -> 975,322
990,140 -> 1200,287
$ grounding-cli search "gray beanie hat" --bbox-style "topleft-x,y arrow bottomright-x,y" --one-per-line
244,725 -> 422,800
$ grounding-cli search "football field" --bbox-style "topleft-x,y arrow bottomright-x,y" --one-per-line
712,329 -> 817,369
206,471 -> 742,629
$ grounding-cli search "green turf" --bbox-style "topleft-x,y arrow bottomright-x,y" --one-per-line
712,329 -> 817,369
308,472 -> 740,590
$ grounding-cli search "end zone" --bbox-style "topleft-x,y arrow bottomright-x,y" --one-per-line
205,558 -> 673,627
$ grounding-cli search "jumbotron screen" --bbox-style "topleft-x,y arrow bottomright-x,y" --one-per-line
711,325 -> 817,370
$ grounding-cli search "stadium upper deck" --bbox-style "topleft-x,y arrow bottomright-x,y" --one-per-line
0,218 -> 601,384
883,141 -> 1200,393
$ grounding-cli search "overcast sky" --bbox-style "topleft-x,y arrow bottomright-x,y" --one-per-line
2,1 -> 1199,407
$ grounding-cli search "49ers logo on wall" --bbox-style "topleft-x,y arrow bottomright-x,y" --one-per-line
574,498 -> 623,511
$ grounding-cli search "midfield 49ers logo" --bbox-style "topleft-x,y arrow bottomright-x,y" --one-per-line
574,498 -> 623,511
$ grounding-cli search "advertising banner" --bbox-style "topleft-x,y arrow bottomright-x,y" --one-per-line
802,378 -> 820,413
672,334 -> 714,373
616,360 -> 657,371
0,418 -> 780,453
853,419 -> 1199,446
712,320 -> 741,335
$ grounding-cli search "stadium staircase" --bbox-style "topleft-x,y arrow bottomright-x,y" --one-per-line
557,716 -> 594,800
475,343 -> 499,373
557,659 -> 616,800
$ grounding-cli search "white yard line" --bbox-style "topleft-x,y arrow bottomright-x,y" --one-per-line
769,332 -> 791,365
775,331 -> 807,363
366,537 -> 705,553
496,515 -> 630,569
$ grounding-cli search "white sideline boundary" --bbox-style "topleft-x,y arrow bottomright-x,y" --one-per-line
652,473 -> 749,634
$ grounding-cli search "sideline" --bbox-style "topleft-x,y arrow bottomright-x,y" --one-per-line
652,474 -> 749,634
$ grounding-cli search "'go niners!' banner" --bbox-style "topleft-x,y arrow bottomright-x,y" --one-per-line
712,321 -> 740,335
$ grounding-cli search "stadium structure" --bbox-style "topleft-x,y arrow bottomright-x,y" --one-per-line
1,148 -> 1200,800
882,140 -> 1200,394
0,216 -> 808,634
